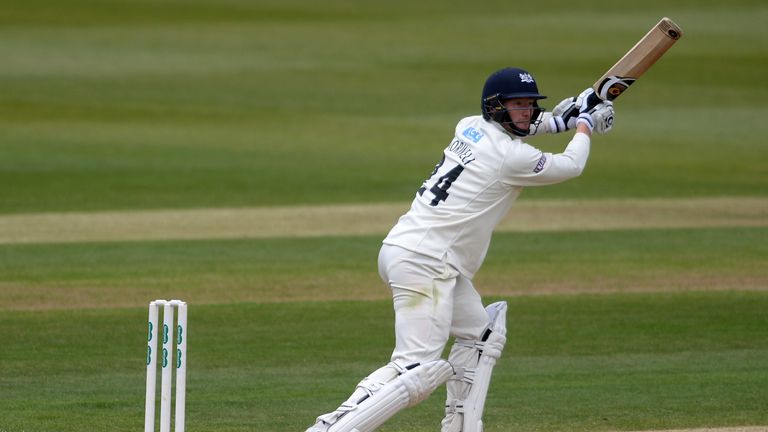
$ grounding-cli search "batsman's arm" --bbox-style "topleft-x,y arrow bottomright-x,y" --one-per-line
502,133 -> 590,187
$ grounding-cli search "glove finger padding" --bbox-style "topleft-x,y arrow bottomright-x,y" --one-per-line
553,87 -> 597,130
576,87 -> 596,111
591,101 -> 614,134
552,97 -> 578,129
552,96 -> 576,117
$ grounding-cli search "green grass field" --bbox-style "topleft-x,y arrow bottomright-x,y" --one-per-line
1,0 -> 767,431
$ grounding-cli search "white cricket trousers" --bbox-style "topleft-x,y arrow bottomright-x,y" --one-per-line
378,244 -> 491,367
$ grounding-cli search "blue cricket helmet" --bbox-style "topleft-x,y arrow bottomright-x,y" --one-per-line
481,67 -> 546,136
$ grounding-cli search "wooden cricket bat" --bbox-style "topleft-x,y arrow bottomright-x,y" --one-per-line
590,17 -> 683,104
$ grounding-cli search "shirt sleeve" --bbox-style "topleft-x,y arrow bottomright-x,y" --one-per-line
501,132 -> 591,186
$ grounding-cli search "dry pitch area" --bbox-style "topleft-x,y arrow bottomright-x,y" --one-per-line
1,197 -> 765,244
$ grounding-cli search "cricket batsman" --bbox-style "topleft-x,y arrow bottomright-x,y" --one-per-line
305,67 -> 615,432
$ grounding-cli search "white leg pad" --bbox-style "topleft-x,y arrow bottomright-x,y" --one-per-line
442,301 -> 507,432
307,360 -> 454,432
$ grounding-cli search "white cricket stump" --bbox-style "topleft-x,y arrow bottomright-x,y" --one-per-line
145,299 -> 188,432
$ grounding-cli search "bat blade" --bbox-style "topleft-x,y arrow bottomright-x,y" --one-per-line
592,17 -> 683,102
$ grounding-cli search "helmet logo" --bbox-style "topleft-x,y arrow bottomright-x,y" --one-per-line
519,73 -> 535,83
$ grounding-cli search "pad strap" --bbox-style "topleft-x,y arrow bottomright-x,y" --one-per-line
308,360 -> 453,432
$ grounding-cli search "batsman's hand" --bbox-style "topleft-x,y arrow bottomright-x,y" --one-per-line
590,101 -> 614,134
576,101 -> 615,134
553,88 -> 597,129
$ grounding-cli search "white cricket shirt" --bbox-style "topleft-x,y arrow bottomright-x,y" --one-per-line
383,115 -> 590,278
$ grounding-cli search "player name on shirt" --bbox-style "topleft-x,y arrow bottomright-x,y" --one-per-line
448,138 -> 476,165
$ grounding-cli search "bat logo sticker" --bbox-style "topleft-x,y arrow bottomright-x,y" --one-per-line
597,76 -> 637,101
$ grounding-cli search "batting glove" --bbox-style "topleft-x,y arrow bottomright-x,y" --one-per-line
543,114 -> 568,133
591,101 -> 615,134
552,87 -> 596,130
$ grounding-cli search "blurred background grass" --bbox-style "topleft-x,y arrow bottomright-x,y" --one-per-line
1,0 -> 766,212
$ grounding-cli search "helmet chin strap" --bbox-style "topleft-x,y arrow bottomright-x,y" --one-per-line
500,105 -> 544,137
497,111 -> 531,137
502,120 -> 530,137
483,95 -> 542,137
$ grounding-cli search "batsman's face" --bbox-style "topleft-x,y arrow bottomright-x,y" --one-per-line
502,98 -> 535,131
